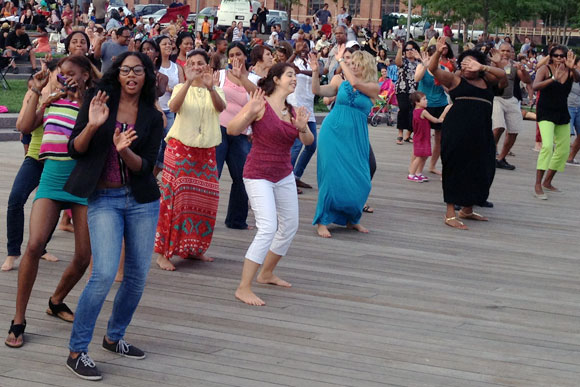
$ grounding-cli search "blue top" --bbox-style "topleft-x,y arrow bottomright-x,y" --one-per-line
418,68 -> 448,107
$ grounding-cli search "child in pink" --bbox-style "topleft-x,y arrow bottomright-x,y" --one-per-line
408,92 -> 451,182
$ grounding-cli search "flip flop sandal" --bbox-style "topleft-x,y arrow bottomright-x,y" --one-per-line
396,136 -> 403,145
362,205 -> 374,213
5,320 -> 26,348
404,137 -> 413,143
46,298 -> 74,323
458,210 -> 488,221
444,216 -> 468,230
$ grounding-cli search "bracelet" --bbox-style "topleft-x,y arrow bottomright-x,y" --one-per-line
30,87 -> 42,96
337,58 -> 344,63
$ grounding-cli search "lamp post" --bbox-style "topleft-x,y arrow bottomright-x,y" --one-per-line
406,0 -> 411,41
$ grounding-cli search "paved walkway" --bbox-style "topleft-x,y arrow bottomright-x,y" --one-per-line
0,120 -> 579,386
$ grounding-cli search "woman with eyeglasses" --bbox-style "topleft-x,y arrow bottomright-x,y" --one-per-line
394,40 -> 421,144
154,49 -> 226,271
154,34 -> 184,176
532,46 -> 580,199
63,52 -> 163,380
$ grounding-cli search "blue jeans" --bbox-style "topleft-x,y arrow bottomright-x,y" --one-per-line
156,110 -> 175,168
290,121 -> 317,179
6,156 -> 47,256
215,125 -> 251,229
569,106 -> 580,135
69,187 -> 159,353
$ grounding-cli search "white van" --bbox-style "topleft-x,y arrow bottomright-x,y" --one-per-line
216,0 -> 260,29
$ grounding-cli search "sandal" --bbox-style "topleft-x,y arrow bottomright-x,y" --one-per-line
362,205 -> 374,213
444,216 -> 468,230
46,298 -> 74,323
404,137 -> 413,143
396,136 -> 403,145
458,210 -> 488,221
5,320 -> 26,348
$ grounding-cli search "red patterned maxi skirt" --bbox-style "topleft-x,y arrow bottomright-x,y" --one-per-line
154,138 -> 219,259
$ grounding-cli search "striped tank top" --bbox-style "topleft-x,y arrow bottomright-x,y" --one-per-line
39,99 -> 80,161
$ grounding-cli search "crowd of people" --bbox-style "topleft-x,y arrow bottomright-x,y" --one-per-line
2,2 -> 580,382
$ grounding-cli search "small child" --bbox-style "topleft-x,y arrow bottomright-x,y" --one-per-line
407,92 -> 451,182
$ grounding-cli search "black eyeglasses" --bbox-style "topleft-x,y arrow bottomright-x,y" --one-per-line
119,65 -> 145,76
551,54 -> 566,58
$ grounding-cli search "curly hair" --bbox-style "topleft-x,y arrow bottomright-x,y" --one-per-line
350,50 -> 377,83
176,31 -> 193,53
58,55 -> 98,90
97,52 -> 157,105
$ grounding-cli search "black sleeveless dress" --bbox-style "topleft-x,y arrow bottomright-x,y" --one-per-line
536,66 -> 573,125
441,78 -> 496,206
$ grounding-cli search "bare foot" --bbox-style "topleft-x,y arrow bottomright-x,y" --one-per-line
156,255 -> 176,271
235,287 -> 265,306
1,256 -> 18,271
429,168 -> 442,176
187,254 -> 214,262
256,274 -> 292,287
58,223 -> 74,233
316,224 -> 332,238
347,223 -> 369,233
115,272 -> 124,282
41,252 -> 59,262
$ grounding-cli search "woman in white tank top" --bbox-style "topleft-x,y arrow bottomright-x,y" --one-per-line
155,36 -> 184,176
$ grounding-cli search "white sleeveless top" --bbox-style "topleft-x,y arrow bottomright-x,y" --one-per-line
158,61 -> 180,111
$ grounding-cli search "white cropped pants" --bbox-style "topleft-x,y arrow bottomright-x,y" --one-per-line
243,173 -> 299,264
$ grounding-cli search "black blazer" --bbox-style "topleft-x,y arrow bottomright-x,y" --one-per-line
64,88 -> 164,203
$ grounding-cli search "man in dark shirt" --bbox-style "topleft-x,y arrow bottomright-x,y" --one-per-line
3,23 -> 37,74
257,2 -> 268,34
314,3 -> 331,27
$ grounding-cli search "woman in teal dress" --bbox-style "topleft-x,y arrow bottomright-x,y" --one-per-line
310,46 -> 379,238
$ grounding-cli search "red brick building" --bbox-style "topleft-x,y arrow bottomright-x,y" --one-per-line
128,0 -> 410,29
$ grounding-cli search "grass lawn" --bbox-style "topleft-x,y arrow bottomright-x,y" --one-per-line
2,80 -> 28,113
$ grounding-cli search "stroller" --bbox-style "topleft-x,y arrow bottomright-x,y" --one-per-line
368,78 -> 397,127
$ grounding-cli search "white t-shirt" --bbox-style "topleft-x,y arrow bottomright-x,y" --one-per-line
158,61 -> 180,111
337,13 -> 348,26
287,58 -> 315,122
267,31 -> 278,46
247,72 -> 262,85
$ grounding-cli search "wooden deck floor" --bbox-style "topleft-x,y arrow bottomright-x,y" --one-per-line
1,121 -> 579,386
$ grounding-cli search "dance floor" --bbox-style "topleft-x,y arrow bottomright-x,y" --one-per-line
0,120 -> 579,386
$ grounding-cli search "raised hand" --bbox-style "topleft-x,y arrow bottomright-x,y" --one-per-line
308,52 -> 319,72
554,63 -> 566,81
566,50 -> 576,69
31,68 -> 50,90
231,57 -> 246,78
88,90 -> 110,128
201,65 -> 214,89
113,127 -> 138,152
394,40 -> 403,49
420,51 -> 430,66
292,106 -> 309,132
334,43 -> 346,61
247,88 -> 265,117
435,37 -> 446,53
212,69 -> 220,87
184,64 -> 196,81
412,49 -> 421,61
461,57 -> 483,72
489,48 -> 501,64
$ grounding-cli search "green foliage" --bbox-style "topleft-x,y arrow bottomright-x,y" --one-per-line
2,80 -> 28,113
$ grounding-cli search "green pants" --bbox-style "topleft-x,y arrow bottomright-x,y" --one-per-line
537,121 -> 570,172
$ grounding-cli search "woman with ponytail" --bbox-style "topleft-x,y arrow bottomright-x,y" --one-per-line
227,62 -> 314,306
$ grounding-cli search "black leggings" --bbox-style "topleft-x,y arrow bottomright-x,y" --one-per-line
396,92 -> 413,132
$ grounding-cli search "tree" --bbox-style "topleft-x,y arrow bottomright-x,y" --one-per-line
416,0 -> 480,45
276,0 -> 303,38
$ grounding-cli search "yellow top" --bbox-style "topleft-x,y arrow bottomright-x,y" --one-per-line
166,83 -> 225,148
26,126 -> 44,160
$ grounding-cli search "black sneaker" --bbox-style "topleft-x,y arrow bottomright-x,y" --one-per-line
496,158 -> 515,170
66,352 -> 102,381
102,336 -> 146,359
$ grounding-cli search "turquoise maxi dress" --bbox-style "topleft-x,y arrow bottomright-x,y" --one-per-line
313,81 -> 373,226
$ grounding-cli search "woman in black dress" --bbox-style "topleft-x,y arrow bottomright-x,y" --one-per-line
429,37 -> 507,230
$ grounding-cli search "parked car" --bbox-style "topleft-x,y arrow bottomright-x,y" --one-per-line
409,20 -> 443,39
266,10 -> 299,33
216,0 -> 260,29
142,9 -> 167,25
135,4 -> 167,17
89,0 -> 131,20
